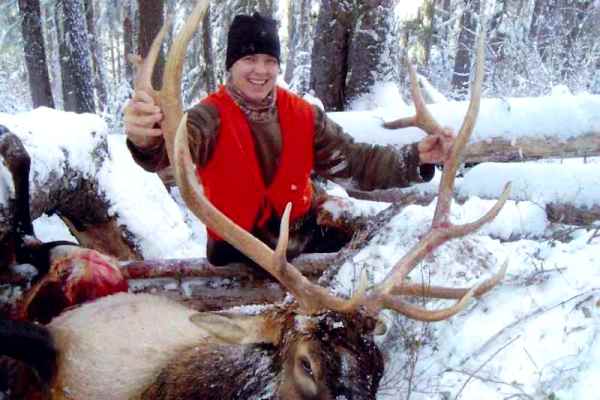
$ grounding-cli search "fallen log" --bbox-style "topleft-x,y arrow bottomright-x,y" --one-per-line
463,132 -> 600,163
546,203 -> 600,226
347,188 -> 600,227
331,94 -> 600,163
0,118 -> 141,262
123,253 -> 339,311
120,252 -> 336,280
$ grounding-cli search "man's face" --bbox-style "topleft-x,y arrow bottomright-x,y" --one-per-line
230,54 -> 279,102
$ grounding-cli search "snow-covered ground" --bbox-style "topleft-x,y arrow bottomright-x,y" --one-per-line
1,94 -> 599,399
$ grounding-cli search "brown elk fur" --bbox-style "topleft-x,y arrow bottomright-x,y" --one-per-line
45,293 -> 383,400
139,308 -> 383,399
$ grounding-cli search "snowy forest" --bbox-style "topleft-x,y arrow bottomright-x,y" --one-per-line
1,0 -> 600,399
2,0 -> 599,116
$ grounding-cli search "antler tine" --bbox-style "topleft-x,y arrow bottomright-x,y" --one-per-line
173,114 -> 352,314
160,0 -> 209,164
131,21 -> 171,94
391,261 -> 508,299
433,31 -> 486,224
361,29 -> 510,320
274,203 -> 292,273
378,261 -> 508,321
383,61 -> 446,137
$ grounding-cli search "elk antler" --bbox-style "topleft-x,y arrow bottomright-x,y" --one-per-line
167,5 -> 508,318
130,0 -> 209,165
354,31 -> 512,320
383,62 -> 449,136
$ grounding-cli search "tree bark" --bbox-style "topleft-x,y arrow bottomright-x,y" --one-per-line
138,0 -> 165,89
129,253 -> 334,312
463,133 -> 600,163
123,2 -> 136,86
437,0 -> 451,42
55,0 -> 95,113
345,0 -> 396,105
201,4 -> 216,94
18,0 -> 55,109
415,0 -> 435,66
451,0 -> 479,97
284,0 -> 312,94
310,1 -> 353,111
121,253 -> 335,281
84,0 -> 108,111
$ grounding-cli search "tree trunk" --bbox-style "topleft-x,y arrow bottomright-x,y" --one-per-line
284,0 -> 312,94
415,0 -> 435,66
312,0 -> 396,110
463,133 -> 600,163
18,0 -> 55,109
55,0 -> 95,113
123,1 -> 136,86
346,0 -> 396,105
230,0 -> 275,16
202,4 -> 216,94
451,0 -> 479,98
83,0 -> 108,111
437,0 -> 451,42
529,0 -> 557,59
138,0 -> 165,89
488,0 -> 508,64
310,0 -> 353,111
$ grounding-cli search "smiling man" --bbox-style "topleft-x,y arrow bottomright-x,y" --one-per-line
123,13 -> 454,267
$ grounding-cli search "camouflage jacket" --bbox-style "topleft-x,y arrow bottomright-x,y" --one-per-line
127,99 -> 433,264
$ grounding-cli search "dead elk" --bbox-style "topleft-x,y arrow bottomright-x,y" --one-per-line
12,0 -> 510,398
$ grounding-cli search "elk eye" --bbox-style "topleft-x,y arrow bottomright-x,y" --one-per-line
300,357 -> 313,377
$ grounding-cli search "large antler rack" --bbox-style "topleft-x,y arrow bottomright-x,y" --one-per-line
353,32 -> 512,319
154,0 -> 509,319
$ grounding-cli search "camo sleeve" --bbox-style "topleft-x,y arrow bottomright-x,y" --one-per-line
312,106 -> 434,191
126,103 -> 220,172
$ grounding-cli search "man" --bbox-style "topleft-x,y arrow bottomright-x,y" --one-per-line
124,13 -> 454,266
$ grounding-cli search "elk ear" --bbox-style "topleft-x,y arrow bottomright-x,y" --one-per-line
189,312 -> 283,345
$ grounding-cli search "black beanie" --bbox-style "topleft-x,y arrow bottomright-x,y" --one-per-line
226,12 -> 281,70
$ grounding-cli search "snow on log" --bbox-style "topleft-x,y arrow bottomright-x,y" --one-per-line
459,159 -> 600,225
346,157 -> 600,226
0,108 -> 202,259
330,93 -> 600,162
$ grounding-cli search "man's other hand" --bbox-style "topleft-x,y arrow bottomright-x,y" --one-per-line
418,128 -> 455,164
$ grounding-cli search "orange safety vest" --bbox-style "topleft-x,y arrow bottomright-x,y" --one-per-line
198,86 -> 315,240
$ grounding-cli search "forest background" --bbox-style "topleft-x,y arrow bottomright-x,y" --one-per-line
2,0 -> 599,126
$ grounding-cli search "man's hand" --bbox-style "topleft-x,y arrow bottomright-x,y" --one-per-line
123,90 -> 164,148
418,128 -> 455,164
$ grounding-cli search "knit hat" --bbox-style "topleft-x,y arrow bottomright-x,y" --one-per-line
225,12 -> 281,70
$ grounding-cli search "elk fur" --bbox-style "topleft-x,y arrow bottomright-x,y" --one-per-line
45,292 -> 383,400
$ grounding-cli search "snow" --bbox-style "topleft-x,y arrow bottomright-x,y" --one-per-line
330,93 -> 600,147
0,108 -> 204,259
460,161 -> 600,209
1,92 -> 599,399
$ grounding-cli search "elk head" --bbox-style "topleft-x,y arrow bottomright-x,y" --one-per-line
138,306 -> 384,399
126,0 -> 511,398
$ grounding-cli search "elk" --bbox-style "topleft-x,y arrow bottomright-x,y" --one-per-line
6,0 -> 510,398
